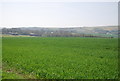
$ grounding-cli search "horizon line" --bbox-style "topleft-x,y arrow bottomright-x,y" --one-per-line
0,25 -> 118,29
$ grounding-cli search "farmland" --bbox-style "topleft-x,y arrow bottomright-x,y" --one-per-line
2,37 -> 118,79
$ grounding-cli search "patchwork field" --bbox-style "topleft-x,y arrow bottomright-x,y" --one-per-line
2,37 -> 118,79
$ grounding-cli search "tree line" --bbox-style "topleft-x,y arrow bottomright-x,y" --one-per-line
2,28 -> 113,38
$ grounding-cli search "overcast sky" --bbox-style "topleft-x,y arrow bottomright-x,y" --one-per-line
0,0 -> 118,28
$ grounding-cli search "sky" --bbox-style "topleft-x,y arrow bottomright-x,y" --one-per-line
0,0 -> 118,28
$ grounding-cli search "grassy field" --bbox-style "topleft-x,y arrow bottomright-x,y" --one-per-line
0,37 -> 2,80
2,37 -> 118,79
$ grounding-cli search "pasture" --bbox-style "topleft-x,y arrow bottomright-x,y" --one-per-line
2,37 -> 118,79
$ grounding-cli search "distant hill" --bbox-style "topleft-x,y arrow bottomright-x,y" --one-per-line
1,26 -> 118,38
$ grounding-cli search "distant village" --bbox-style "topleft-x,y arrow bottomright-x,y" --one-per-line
1,27 -> 118,38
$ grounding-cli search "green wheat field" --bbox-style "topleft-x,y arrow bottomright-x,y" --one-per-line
2,37 -> 118,79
